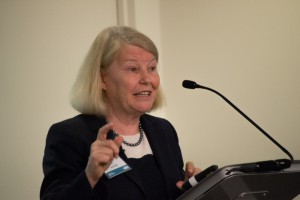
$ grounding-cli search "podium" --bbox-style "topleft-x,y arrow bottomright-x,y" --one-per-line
177,160 -> 300,200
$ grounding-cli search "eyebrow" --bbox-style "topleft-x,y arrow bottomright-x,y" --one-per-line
123,57 -> 157,64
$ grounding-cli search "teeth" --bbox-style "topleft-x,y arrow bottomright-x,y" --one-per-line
135,91 -> 150,96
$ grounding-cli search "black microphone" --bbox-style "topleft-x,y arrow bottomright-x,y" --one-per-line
182,80 -> 294,162
226,159 -> 291,175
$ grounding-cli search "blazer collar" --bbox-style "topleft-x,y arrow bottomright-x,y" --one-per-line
85,114 -> 176,199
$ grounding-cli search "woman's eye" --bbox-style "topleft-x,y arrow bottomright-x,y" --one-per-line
149,66 -> 157,72
128,66 -> 138,72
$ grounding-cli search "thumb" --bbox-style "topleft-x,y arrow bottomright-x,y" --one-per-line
114,135 -> 123,148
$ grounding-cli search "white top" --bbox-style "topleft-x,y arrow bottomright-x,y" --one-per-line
121,130 -> 153,159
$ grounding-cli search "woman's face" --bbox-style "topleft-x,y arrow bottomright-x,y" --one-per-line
101,44 -> 160,117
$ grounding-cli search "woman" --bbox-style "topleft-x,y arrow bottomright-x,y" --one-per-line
40,26 -> 198,200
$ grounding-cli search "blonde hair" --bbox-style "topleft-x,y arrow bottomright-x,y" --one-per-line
70,26 -> 164,116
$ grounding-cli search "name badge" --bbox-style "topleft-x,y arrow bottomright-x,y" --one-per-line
104,157 -> 131,179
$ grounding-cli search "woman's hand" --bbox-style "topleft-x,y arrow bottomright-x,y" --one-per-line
85,123 -> 123,188
176,161 -> 202,190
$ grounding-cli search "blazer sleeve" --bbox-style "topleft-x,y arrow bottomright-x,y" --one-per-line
40,121 -> 96,200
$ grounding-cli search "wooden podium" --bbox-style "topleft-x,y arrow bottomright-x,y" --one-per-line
177,160 -> 300,200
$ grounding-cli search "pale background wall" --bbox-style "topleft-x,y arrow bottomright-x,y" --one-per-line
159,0 -> 300,169
1,0 -> 299,199
0,1 -> 117,199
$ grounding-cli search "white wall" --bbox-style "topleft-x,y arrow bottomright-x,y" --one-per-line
1,1 -> 300,199
159,0 -> 300,168
0,1 -> 117,199
117,0 -> 300,170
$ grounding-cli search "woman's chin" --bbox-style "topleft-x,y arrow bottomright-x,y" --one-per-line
133,105 -> 153,114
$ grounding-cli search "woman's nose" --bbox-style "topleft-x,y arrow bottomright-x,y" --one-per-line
140,69 -> 151,84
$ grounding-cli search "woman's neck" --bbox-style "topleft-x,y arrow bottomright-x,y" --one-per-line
106,114 -> 141,136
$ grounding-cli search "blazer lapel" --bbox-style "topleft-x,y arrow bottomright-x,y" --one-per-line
141,116 -> 177,199
119,150 -> 146,194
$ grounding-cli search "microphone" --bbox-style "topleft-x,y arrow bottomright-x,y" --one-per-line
182,80 -> 294,162
226,159 -> 291,175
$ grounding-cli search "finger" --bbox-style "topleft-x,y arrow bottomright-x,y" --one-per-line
91,139 -> 119,158
176,181 -> 184,190
186,161 -> 194,173
110,135 -> 123,158
194,167 -> 202,175
97,123 -> 114,141
98,154 -> 114,168
185,161 -> 195,178
89,144 -> 115,167
93,135 -> 123,158
114,135 -> 123,148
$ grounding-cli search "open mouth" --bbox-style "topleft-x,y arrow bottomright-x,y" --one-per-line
134,91 -> 151,96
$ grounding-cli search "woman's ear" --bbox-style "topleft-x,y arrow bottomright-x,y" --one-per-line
100,70 -> 107,90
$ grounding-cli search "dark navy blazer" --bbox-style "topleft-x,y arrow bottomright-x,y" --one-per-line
40,114 -> 185,200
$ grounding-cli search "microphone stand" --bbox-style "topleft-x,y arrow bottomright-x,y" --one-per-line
183,80 -> 294,162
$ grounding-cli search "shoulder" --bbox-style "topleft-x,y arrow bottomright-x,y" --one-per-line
51,114 -> 97,127
46,114 -> 105,145
50,114 -> 104,131
141,114 -> 175,130
141,114 -> 178,141
141,113 -> 172,124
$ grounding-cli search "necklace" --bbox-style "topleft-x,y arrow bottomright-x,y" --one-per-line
112,122 -> 144,147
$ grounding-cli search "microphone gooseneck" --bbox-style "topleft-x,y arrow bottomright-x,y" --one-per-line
182,79 -> 294,162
